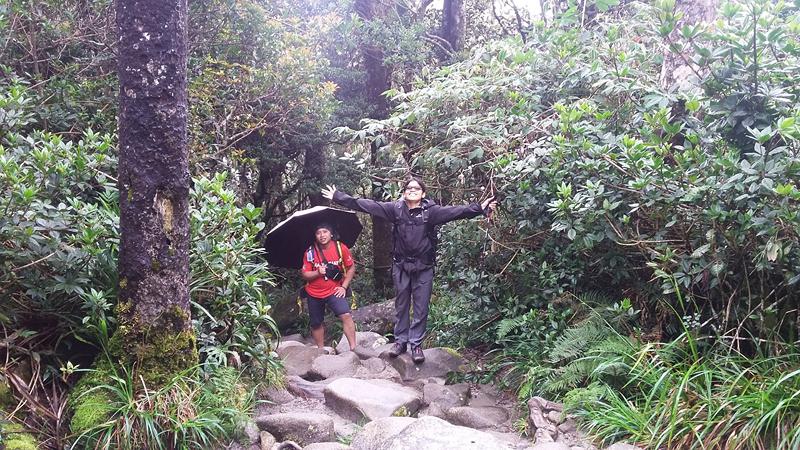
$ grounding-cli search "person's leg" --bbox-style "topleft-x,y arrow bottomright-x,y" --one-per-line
391,262 -> 413,346
408,267 -> 435,354
339,313 -> 357,351
311,324 -> 325,348
326,293 -> 356,351
307,296 -> 326,349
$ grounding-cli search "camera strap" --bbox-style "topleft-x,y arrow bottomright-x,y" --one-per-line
313,241 -> 345,274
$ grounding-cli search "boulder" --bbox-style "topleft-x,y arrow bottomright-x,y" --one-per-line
258,386 -> 294,404
422,383 -> 469,409
309,351 -> 361,379
281,333 -> 307,343
272,292 -> 304,332
284,375 -> 332,400
416,402 -> 447,419
487,430 -> 536,449
349,417 -> 416,450
381,415 -> 513,449
277,340 -> 306,351
384,348 -> 465,381
445,406 -> 508,429
362,357 -> 387,373
530,444 -> 570,450
335,331 -> 386,357
605,444 -> 645,450
323,378 -> 422,422
351,299 -> 396,334
527,396 -> 561,443
352,357 -> 401,381
270,442 -> 302,450
240,419 -> 261,445
278,346 -> 325,378
303,443 -> 350,450
255,412 -> 334,446
409,377 -> 446,390
467,383 -> 501,407
260,431 -> 277,450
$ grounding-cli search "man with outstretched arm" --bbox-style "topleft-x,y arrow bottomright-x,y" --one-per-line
322,178 -> 496,363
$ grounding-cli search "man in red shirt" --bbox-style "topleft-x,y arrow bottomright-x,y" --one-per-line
301,223 -> 357,351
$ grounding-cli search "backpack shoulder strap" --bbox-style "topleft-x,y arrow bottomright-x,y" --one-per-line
335,241 -> 345,270
314,242 -> 328,264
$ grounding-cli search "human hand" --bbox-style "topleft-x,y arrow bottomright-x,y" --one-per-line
481,196 -> 497,218
333,286 -> 346,297
318,266 -> 327,278
321,184 -> 337,200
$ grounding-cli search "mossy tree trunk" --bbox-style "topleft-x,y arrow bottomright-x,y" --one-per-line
115,0 -> 197,386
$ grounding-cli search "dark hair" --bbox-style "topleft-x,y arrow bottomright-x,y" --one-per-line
402,176 -> 426,193
315,222 -> 335,234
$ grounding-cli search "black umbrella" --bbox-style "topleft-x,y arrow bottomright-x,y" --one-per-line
263,206 -> 363,269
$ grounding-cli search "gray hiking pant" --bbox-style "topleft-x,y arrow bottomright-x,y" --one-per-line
392,263 -> 434,347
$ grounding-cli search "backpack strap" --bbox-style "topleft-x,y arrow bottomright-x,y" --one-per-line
335,240 -> 345,272
312,241 -> 346,273
314,242 -> 328,264
422,203 -> 437,261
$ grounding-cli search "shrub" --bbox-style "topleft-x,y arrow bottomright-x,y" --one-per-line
69,365 -> 252,450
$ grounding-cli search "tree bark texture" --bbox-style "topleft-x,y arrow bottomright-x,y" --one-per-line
355,0 -> 393,297
660,0 -> 718,91
303,143 -> 328,206
442,0 -> 465,53
116,0 -> 196,385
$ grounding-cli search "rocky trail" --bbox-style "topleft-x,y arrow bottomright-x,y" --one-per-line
226,317 -> 645,450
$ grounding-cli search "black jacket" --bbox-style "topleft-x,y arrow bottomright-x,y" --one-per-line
332,191 -> 485,269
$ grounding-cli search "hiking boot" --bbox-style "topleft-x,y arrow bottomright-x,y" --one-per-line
387,342 -> 407,358
411,345 -> 425,364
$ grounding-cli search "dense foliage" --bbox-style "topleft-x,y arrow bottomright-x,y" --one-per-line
338,0 -> 800,447
3,0 -> 800,448
0,81 -> 278,446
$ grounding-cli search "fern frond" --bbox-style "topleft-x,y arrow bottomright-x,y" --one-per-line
496,309 -> 538,339
547,316 -> 613,364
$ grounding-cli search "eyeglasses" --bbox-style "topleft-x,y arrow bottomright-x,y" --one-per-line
404,186 -> 422,192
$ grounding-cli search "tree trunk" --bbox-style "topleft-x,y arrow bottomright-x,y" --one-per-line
355,0 -> 393,298
660,0 -> 717,90
442,0 -> 465,53
116,0 -> 196,386
303,143 -> 328,206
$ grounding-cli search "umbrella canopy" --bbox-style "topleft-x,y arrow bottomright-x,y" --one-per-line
263,206 -> 363,269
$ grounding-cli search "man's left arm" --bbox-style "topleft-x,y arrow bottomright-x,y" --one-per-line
429,196 -> 496,225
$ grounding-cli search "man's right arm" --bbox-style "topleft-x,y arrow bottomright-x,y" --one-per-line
324,185 -> 396,221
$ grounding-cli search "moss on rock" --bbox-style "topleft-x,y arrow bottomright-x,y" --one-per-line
3,423 -> 39,450
442,347 -> 463,358
0,376 -> 15,411
69,390 -> 114,436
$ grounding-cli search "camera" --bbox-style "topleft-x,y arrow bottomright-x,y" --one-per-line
324,263 -> 343,281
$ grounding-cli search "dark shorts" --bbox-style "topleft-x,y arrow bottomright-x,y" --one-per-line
304,288 -> 352,328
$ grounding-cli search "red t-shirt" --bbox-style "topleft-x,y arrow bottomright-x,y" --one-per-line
302,242 -> 354,298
